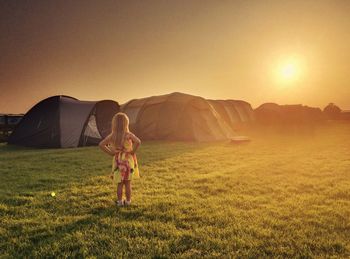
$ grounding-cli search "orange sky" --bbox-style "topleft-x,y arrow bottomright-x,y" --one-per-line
1,0 -> 349,113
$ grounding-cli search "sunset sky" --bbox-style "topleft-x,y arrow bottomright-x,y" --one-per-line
1,0 -> 349,113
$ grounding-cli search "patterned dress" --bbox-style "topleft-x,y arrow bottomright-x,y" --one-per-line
112,136 -> 140,183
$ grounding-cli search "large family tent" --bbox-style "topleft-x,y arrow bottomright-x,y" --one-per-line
255,103 -> 325,125
8,95 -> 119,148
121,92 -> 235,141
208,100 -> 255,130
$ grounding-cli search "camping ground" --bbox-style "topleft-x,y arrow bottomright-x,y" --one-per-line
0,122 -> 349,258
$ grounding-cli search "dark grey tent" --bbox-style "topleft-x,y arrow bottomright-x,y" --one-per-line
8,95 -> 119,148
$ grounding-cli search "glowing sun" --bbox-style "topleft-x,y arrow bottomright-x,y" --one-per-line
281,63 -> 297,80
276,58 -> 302,84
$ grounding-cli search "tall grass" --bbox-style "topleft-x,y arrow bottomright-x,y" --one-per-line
0,123 -> 349,257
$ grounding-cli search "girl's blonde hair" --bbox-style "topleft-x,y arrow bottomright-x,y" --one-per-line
111,112 -> 130,149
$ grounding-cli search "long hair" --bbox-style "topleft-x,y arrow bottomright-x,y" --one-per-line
110,112 -> 130,149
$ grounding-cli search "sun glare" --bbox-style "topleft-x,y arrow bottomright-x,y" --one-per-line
281,63 -> 297,80
274,57 -> 303,85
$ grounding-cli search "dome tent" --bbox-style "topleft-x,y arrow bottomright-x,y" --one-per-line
255,103 -> 325,125
323,103 -> 341,120
8,95 -> 119,148
121,92 -> 235,141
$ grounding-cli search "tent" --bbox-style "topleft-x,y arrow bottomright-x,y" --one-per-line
208,99 -> 255,129
231,100 -> 255,122
255,103 -> 325,125
8,95 -> 119,148
323,103 -> 341,120
121,92 -> 235,141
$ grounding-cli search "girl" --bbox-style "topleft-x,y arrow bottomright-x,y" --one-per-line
99,112 -> 141,206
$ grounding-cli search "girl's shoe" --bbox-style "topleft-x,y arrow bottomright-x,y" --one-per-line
124,200 -> 131,206
116,200 -> 124,207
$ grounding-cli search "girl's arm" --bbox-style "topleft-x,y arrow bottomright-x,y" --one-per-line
99,135 -> 118,156
128,132 -> 141,154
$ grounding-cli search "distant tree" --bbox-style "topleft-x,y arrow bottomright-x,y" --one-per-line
323,103 -> 341,119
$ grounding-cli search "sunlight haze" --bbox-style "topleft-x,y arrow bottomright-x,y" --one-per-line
1,0 -> 349,113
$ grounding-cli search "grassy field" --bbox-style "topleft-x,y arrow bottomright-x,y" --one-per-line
0,123 -> 349,258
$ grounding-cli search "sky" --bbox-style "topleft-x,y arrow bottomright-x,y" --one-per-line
1,0 -> 350,113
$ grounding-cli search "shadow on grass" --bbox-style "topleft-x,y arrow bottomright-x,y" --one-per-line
0,143 -> 36,152
0,141 -> 211,200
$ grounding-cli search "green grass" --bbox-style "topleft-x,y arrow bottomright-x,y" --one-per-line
0,123 -> 350,258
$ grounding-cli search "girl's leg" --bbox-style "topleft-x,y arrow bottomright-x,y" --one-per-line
117,182 -> 123,202
124,180 -> 131,203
